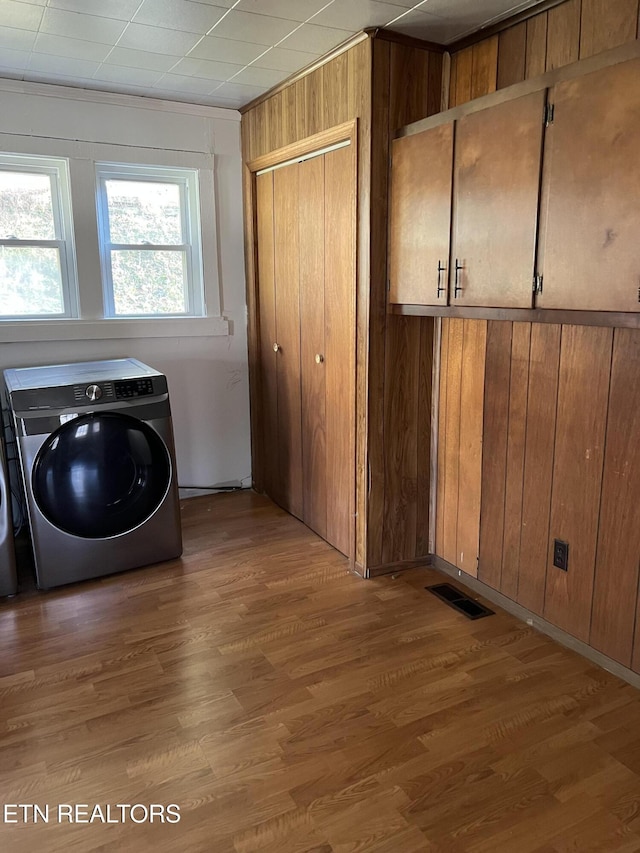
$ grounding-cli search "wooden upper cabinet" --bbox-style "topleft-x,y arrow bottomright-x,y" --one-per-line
388,123 -> 453,306
451,89 -> 546,308
537,58 -> 640,313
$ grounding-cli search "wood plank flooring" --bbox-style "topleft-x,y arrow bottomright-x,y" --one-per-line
2,491 -> 640,852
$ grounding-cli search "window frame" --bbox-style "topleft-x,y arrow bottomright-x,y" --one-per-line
0,153 -> 78,320
95,162 -> 205,319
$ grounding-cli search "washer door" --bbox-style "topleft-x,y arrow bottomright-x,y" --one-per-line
33,412 -> 172,538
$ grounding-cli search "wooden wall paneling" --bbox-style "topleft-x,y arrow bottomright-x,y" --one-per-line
478,320 -> 513,590
435,319 -> 450,558
427,51 -> 444,116
281,84 -> 298,147
323,51 -> 349,128
349,38 -> 372,572
538,58 -> 640,313
266,90 -> 285,152
456,319 -> 487,577
416,318 -> 434,557
543,325 -> 613,642
518,323 -> 561,616
546,0 -> 582,70
449,46 -> 473,107
366,38 -> 390,568
324,144 -> 357,558
497,22 -> 527,88
500,322 -> 532,600
470,36 -> 499,99
255,172 -> 278,499
273,163 -> 304,519
579,0 -> 639,58
298,156 -> 327,542
382,316 -> 420,564
591,329 -> 640,666
296,69 -> 324,140
525,12 -> 549,78
451,89 -> 546,309
441,319 -> 464,565
389,43 -> 430,130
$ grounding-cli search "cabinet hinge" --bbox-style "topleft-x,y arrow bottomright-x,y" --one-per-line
544,103 -> 555,126
533,274 -> 543,295
387,279 -> 391,294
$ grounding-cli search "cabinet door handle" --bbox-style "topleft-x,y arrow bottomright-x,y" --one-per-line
273,342 -> 280,352
437,261 -> 446,298
315,353 -> 324,364
454,259 -> 463,298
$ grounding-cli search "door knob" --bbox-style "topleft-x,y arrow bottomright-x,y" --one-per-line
273,343 -> 280,352
315,353 -> 324,364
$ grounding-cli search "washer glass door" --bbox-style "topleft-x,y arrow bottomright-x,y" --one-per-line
33,412 -> 171,538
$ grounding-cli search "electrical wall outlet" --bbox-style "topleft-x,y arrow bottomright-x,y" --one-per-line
553,539 -> 569,571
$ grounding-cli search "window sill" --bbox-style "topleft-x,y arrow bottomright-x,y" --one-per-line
0,316 -> 229,343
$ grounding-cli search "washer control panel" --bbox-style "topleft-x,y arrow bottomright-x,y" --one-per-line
114,378 -> 155,399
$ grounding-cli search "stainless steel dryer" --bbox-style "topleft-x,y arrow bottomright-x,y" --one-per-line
4,358 -> 182,589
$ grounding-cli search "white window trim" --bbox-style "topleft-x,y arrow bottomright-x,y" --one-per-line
95,162 -> 205,319
0,153 -> 78,320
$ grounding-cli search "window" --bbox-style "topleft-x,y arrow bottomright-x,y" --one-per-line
0,154 -> 77,319
96,164 -> 204,318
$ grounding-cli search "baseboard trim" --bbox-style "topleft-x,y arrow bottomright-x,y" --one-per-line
430,555 -> 640,691
367,557 -> 432,579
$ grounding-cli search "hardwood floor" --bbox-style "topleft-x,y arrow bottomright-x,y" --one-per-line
2,491 -> 640,852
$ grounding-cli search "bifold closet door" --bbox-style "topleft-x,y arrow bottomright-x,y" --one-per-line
323,144 -> 355,558
299,155 -> 327,540
273,162 -> 303,519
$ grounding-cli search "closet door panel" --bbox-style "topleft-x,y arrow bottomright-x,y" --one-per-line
324,144 -> 356,557
273,163 -> 303,519
299,155 -> 327,540
256,172 -> 280,502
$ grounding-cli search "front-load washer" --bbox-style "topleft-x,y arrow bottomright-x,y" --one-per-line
4,358 -> 182,589
0,427 -> 17,596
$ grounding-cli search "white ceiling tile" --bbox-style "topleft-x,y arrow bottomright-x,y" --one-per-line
183,0 -> 236,7
207,10 -> 300,46
27,52 -> 102,77
419,0 -> 536,27
385,8 -> 468,41
118,23 -> 202,55
208,94 -> 244,108
213,80 -> 268,101
93,63 -> 164,86
48,0 -> 140,19
105,46 -> 180,72
235,0 -> 333,23
154,72 -> 218,93
0,0 -> 44,31
189,34 -> 268,65
311,0 -> 410,30
0,46 -> 29,70
169,55 -> 244,80
133,0 -> 228,35
251,45 -> 319,72
230,64 -> 289,87
277,22 -> 354,55
33,33 -> 113,62
40,8 -> 128,46
0,24 -> 37,51
10,0 -> 46,5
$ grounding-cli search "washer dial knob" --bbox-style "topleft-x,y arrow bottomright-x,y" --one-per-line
85,384 -> 103,402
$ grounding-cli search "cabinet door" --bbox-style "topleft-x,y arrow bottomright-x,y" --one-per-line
389,124 -> 454,306
451,90 -> 546,308
537,58 -> 640,312
273,163 -> 303,519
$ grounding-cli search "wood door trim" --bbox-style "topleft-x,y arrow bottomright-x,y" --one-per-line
396,38 -> 640,139
390,304 -> 640,329
429,318 -> 442,555
247,120 -> 358,174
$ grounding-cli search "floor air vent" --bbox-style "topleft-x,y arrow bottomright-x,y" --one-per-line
426,583 -> 495,620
